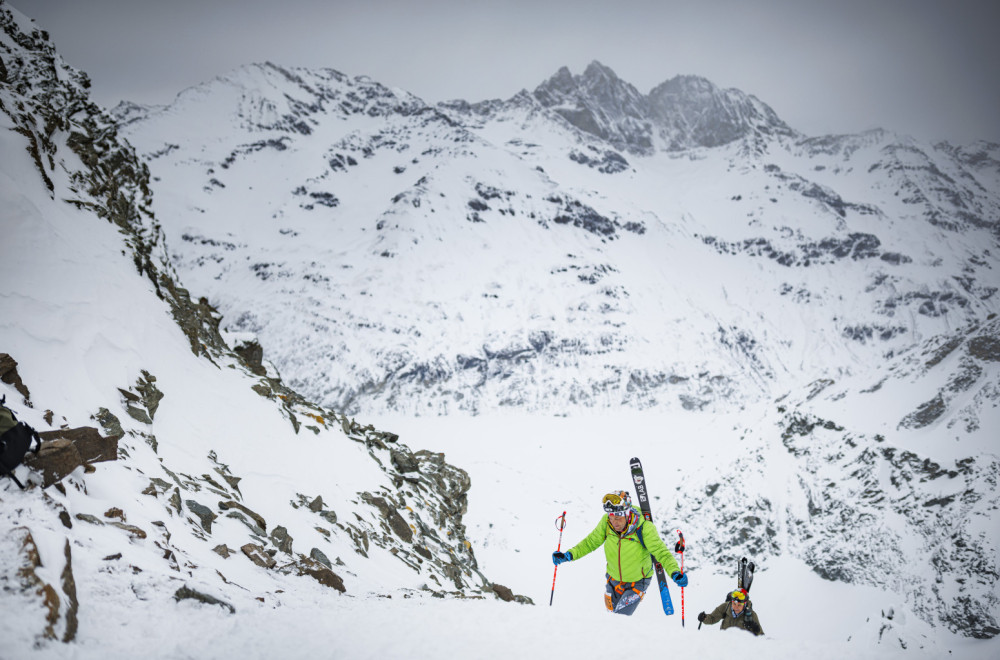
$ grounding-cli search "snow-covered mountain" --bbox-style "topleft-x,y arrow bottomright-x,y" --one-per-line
115,57 -> 999,421
1,4 -> 525,651
110,53 -> 1000,641
2,1 -> 999,654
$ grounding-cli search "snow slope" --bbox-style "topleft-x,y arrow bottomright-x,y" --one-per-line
1,3 -> 998,657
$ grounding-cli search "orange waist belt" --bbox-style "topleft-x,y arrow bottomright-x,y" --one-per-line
607,576 -> 643,596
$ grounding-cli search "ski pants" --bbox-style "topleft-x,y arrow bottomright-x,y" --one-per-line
604,574 -> 651,615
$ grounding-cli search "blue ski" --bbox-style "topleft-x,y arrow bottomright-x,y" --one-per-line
630,457 -> 674,615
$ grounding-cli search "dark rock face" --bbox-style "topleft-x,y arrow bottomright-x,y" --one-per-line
241,543 -> 277,569
533,63 -> 794,153
38,426 -> 119,462
0,353 -> 31,403
185,500 -> 218,533
220,501 -> 267,532
6,528 -> 78,641
898,393 -> 947,430
288,558 -> 346,592
362,493 -> 414,543
534,62 -> 653,153
24,426 -> 119,487
174,586 -> 235,614
968,335 -> 1000,361
648,75 -> 794,149
701,232 -> 885,267
569,148 -> 630,173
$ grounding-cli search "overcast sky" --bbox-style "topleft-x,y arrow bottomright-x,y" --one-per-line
10,0 -> 1000,144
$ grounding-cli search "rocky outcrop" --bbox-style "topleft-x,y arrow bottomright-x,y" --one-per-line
174,585 -> 235,614
1,528 -> 78,642
24,426 -> 119,487
0,353 -> 31,403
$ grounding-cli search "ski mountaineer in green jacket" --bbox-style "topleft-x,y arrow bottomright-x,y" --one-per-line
551,491 -> 687,615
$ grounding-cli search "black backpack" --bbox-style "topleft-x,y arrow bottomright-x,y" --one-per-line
0,395 -> 41,489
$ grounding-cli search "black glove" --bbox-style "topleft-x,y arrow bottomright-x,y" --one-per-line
745,620 -> 760,635
697,612 -> 706,623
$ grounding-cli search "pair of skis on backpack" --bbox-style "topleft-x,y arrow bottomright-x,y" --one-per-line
737,556 -> 755,592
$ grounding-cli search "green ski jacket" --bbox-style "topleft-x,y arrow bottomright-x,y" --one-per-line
566,507 -> 680,582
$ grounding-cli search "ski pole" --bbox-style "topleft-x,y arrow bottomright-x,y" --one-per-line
550,511 -> 567,606
676,530 -> 686,627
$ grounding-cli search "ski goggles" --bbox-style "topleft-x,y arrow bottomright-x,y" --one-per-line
603,493 -> 626,506
730,590 -> 747,602
602,493 -> 630,514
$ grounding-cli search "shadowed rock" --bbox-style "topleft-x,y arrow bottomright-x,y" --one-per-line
174,586 -> 235,614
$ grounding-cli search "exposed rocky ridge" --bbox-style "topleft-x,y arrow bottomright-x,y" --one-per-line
533,61 -> 655,153
647,74 -> 796,150
790,134 -> 1000,239
1,4 -> 528,646
529,61 -> 796,154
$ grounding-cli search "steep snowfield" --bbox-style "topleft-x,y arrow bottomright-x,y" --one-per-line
0,98 -> 479,652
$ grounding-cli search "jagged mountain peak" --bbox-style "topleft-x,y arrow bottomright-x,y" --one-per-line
647,74 -> 795,149
650,73 -> 718,95
580,59 -> 623,83
534,60 -> 643,107
536,64 -> 575,94
532,61 -> 652,152
528,62 -> 795,153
